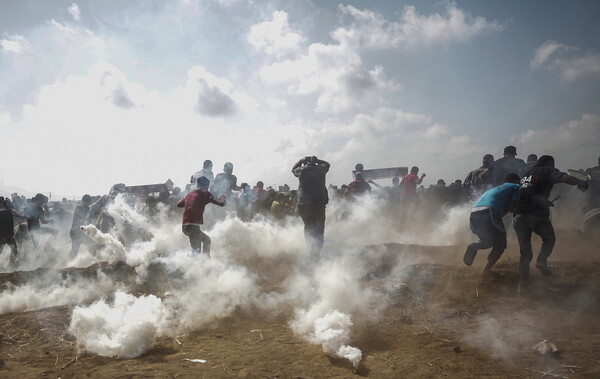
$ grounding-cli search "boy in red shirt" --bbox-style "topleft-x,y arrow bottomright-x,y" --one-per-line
177,176 -> 225,256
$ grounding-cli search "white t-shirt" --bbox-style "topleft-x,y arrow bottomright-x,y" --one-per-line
191,169 -> 214,188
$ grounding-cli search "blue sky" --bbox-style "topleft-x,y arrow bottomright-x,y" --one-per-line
1,0 -> 599,197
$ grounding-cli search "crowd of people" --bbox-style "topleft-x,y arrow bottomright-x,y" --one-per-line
1,147 -> 599,294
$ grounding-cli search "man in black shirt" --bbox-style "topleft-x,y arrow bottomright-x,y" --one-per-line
292,155 -> 330,259
518,154 -> 538,178
0,199 -> 21,269
69,194 -> 94,257
513,155 -> 588,292
492,146 -> 525,186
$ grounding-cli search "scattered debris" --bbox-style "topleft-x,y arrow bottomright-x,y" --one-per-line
453,345 -> 461,353
524,367 -> 568,379
532,340 -> 559,357
251,329 -> 264,344
184,358 -> 206,363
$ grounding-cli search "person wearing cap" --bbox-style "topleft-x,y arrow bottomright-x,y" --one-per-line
518,154 -> 538,178
292,155 -> 330,258
464,154 -> 495,194
513,155 -> 589,293
463,173 -> 521,279
491,146 -> 526,186
178,176 -> 225,255
69,194 -> 95,257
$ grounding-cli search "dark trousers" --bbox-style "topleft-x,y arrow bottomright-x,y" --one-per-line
0,236 -> 18,266
298,204 -> 326,257
182,224 -> 211,255
513,213 -> 556,282
69,229 -> 95,257
469,209 -> 507,263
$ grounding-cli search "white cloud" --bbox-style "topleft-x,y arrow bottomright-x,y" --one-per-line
1,35 -> 30,53
260,43 -> 399,113
511,114 -> 600,168
255,3 -> 499,114
247,10 -> 304,58
332,3 -> 503,50
284,107 -> 488,185
531,40 -> 600,82
68,3 -> 81,21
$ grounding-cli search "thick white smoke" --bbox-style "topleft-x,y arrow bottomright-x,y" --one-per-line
1,190 -> 478,367
69,291 -> 171,358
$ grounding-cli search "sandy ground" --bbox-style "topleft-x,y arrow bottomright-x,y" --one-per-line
0,231 -> 599,378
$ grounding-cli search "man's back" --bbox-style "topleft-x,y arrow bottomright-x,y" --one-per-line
0,209 -> 14,238
513,165 -> 563,216
294,163 -> 329,205
492,156 -> 525,186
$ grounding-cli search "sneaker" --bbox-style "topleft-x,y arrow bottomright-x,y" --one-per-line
517,281 -> 528,294
463,244 -> 478,266
536,260 -> 552,276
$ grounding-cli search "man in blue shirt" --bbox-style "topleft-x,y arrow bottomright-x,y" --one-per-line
463,173 -> 521,279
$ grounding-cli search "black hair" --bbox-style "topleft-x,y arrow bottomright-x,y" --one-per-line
536,155 -> 555,168
196,176 -> 210,188
504,173 -> 521,184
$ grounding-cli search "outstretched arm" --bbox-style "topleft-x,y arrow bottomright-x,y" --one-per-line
368,180 -> 384,190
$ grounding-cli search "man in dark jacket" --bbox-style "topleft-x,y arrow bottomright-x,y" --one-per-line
292,155 -> 330,258
513,155 -> 588,293
69,194 -> 94,257
492,146 -> 525,186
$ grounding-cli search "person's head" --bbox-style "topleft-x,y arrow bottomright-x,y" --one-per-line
504,173 -> 521,184
355,172 -> 364,180
355,163 -> 364,172
2,199 -> 12,209
527,154 -> 537,163
109,183 -> 126,198
224,162 -> 233,174
0,196 -> 4,205
33,193 -> 45,206
240,182 -> 250,191
437,179 -> 446,186
82,194 -> 92,206
482,154 -> 494,168
172,187 -> 181,196
341,184 -> 348,189
392,176 -> 400,185
410,166 -> 419,175
203,159 -> 213,169
256,181 -> 264,189
276,192 -> 286,202
455,179 -> 462,185
196,176 -> 210,189
503,145 -> 517,157
536,155 -> 555,168
159,190 -> 170,201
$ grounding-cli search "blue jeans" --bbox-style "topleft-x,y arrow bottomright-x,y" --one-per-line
469,208 -> 507,263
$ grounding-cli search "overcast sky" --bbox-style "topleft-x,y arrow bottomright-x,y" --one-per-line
1,0 -> 599,198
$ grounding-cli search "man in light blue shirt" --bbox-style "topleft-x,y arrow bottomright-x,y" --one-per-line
464,173 -> 521,279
